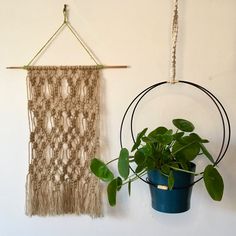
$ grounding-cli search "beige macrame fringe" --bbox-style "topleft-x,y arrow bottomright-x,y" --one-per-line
25,66 -> 102,217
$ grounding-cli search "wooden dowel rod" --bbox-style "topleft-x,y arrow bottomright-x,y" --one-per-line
6,65 -> 129,70
6,66 -> 27,69
101,65 -> 129,69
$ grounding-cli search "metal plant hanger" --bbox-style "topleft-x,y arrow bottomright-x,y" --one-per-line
119,0 -> 231,189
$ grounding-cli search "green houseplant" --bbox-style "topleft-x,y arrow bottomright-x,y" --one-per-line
90,118 -> 224,213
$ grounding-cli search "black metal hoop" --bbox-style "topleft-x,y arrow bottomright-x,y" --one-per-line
119,80 -> 231,189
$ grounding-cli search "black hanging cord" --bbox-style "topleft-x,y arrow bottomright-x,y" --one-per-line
119,81 -> 231,189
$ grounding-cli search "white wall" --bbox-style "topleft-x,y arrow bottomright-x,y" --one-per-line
1,0 -> 236,235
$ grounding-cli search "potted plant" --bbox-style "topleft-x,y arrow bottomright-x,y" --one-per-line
90,118 -> 224,213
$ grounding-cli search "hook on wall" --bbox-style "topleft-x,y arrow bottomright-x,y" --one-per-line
63,4 -> 68,23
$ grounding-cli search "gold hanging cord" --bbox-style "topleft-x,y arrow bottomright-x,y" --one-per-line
7,4 -> 128,70
169,0 -> 179,84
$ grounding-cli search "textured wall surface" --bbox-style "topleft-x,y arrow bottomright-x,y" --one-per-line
0,0 -> 235,236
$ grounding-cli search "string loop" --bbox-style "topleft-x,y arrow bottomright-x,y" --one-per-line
63,4 -> 68,23
26,5 -> 100,66
170,0 -> 179,84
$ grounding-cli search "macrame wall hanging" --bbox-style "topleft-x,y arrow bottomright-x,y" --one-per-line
8,5 -> 127,217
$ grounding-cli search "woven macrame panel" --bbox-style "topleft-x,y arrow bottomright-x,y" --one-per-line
26,66 -> 102,217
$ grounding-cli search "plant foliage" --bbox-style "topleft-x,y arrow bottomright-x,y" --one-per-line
90,118 -> 224,206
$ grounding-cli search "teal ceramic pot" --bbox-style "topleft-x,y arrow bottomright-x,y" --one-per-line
147,163 -> 196,213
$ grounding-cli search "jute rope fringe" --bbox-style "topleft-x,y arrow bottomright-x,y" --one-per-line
26,66 -> 102,217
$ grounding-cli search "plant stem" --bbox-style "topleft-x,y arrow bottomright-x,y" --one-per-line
105,157 -> 119,166
122,170 -> 147,186
167,165 -> 201,176
106,156 -> 134,166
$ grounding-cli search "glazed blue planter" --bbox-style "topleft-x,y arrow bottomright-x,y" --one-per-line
147,163 -> 196,213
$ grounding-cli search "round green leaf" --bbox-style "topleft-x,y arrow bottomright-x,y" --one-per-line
181,143 -> 200,161
118,148 -> 130,179
155,134 -> 173,145
107,179 -> 118,206
90,158 -> 114,182
199,143 -> 214,164
203,165 -> 224,201
173,135 -> 201,161
131,128 -> 148,152
172,141 -> 182,154
135,164 -> 145,173
172,119 -> 195,132
162,149 -> 172,162
173,141 -> 200,161
134,149 -> 146,165
142,144 -> 153,156
148,126 -> 168,138
116,177 -> 123,191
142,136 -> 155,143
189,133 -> 209,143
146,157 -> 156,170
168,170 -> 175,190
173,132 -> 185,141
